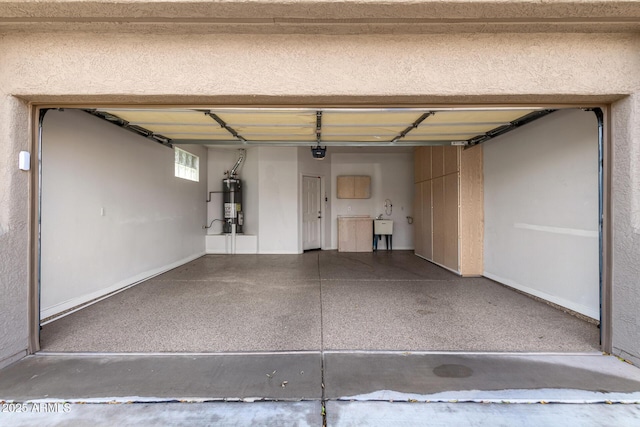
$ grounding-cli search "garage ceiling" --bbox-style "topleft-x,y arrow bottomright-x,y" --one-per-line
86,107 -> 553,148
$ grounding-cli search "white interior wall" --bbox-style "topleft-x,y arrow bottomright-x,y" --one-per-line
206,146 -> 301,254
208,147 -> 414,253
41,110 -> 207,318
330,151 -> 414,250
483,109 -> 599,319
257,147 -> 300,254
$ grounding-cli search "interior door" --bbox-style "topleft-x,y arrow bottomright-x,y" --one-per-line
302,176 -> 322,250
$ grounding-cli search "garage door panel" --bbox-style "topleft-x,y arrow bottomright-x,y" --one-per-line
424,110 -> 537,125
103,110 -> 214,126
215,112 -> 316,126
322,112 -> 423,126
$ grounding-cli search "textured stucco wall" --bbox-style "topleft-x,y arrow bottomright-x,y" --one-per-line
0,26 -> 639,367
0,33 -> 639,103
612,94 -> 640,366
0,96 -> 31,367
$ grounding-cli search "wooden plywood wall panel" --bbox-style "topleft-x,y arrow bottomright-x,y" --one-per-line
413,147 -> 424,183
423,146 -> 432,181
444,173 -> 460,271
432,146 -> 444,178
459,145 -> 484,276
422,180 -> 433,260
413,182 -> 424,257
432,176 -> 445,265
444,146 -> 459,175
414,147 -> 432,183
414,182 -> 424,256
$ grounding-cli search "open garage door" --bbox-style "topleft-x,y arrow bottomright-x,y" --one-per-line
482,109 -> 601,320
36,105 -> 603,354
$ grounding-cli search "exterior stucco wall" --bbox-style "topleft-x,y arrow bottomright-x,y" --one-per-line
0,33 -> 639,102
0,28 -> 639,367
0,96 -> 31,367
612,94 -> 640,366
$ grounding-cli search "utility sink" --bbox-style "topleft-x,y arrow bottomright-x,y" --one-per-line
374,220 -> 393,235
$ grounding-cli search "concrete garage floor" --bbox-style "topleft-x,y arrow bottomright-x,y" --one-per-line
1,353 -> 639,426
5,254 -> 638,426
40,251 -> 599,353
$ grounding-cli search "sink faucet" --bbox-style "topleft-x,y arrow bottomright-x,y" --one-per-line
376,214 -> 383,220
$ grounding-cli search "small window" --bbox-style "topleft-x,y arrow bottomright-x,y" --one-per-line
174,147 -> 199,182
